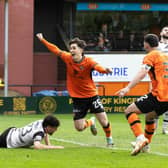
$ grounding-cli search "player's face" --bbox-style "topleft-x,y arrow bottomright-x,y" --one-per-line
143,41 -> 150,52
160,27 -> 168,39
45,126 -> 57,135
69,43 -> 83,62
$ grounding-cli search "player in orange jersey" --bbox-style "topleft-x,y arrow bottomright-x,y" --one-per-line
36,33 -> 114,146
116,34 -> 168,156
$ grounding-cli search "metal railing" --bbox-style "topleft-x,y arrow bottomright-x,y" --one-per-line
8,84 -> 105,96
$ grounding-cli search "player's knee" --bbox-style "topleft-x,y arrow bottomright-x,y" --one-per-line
75,126 -> 84,132
76,128 -> 83,132
124,109 -> 130,115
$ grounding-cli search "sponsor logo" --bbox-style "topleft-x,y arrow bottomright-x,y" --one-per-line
88,3 -> 98,10
39,97 -> 57,114
0,99 -> 3,106
141,4 -> 150,10
13,97 -> 26,111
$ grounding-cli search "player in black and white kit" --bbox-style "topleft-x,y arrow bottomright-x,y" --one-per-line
155,26 -> 168,134
0,115 -> 64,149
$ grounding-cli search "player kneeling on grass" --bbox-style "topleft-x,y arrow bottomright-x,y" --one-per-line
0,115 -> 64,149
116,34 -> 168,156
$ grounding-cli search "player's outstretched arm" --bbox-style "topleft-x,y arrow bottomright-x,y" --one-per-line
36,33 -> 63,56
94,64 -> 112,74
33,141 -> 64,149
115,67 -> 148,97
115,87 -> 130,98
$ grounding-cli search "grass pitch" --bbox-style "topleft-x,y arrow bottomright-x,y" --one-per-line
0,113 -> 168,168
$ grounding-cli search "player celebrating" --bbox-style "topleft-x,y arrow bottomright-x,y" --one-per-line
0,115 -> 64,149
36,33 -> 114,146
116,34 -> 168,155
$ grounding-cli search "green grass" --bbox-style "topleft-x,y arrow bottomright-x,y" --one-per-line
0,113 -> 168,168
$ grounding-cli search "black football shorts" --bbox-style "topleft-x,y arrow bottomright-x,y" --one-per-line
135,93 -> 168,116
72,95 -> 104,120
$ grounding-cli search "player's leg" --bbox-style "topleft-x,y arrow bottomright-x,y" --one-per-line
90,96 -> 113,146
154,115 -> 159,131
73,110 -> 96,132
135,111 -> 157,153
89,116 -> 97,135
145,112 -> 157,143
0,127 -> 14,147
72,97 -> 96,133
125,103 -> 144,137
130,93 -> 167,155
125,102 -> 148,156
74,118 -> 93,131
95,112 -> 113,146
162,111 -> 168,134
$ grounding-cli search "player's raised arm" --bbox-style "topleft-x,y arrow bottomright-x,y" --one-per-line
36,33 -> 63,56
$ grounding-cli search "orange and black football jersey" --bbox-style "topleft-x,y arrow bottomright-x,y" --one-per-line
62,54 -> 99,98
41,38 -> 108,98
143,50 -> 168,101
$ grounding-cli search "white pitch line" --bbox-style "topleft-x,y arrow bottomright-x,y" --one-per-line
51,137 -> 135,151
51,137 -> 168,157
51,137 -> 91,147
151,152 -> 168,157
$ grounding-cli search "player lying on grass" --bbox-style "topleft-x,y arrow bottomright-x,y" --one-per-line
116,34 -> 168,156
0,115 -> 64,149
36,33 -> 114,146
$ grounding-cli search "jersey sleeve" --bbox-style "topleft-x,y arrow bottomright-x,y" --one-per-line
87,57 -> 97,68
33,131 -> 45,142
41,38 -> 71,59
94,64 -> 108,73
87,57 -> 108,73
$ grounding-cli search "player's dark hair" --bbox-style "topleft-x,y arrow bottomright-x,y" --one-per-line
69,37 -> 87,49
144,34 -> 159,47
161,26 -> 168,31
42,115 -> 60,128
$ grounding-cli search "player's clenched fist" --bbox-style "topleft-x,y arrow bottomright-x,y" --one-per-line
36,33 -> 43,40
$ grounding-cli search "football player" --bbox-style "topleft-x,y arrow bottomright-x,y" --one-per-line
36,33 -> 114,146
116,34 -> 168,155
0,115 -> 64,149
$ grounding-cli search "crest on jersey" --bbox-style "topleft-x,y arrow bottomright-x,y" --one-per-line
79,66 -> 84,70
39,97 -> 57,114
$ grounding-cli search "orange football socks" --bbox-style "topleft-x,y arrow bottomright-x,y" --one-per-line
84,119 -> 93,128
144,120 -> 155,143
126,112 -> 143,137
103,122 -> 112,138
